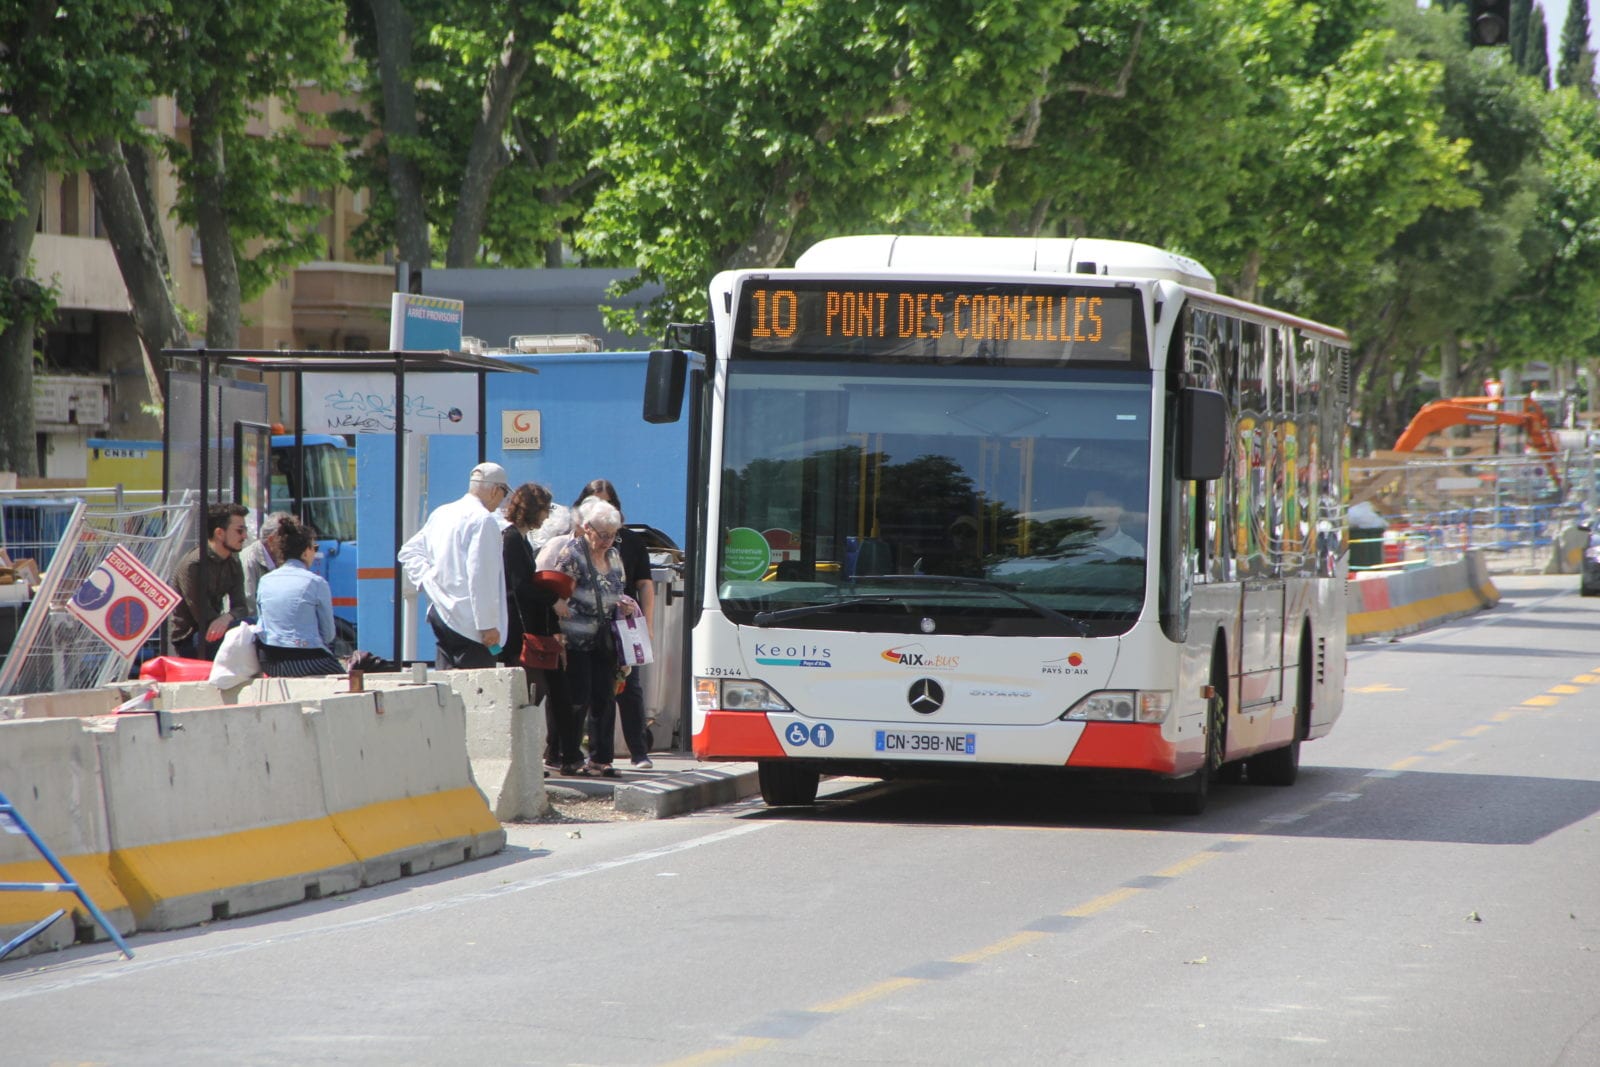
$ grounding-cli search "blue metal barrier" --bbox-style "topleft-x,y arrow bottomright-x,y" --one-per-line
0,791 -> 133,961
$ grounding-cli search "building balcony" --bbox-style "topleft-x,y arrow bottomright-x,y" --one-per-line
32,235 -> 130,314
292,261 -> 393,350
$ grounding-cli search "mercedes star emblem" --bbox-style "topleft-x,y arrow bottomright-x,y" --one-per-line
908,678 -> 944,714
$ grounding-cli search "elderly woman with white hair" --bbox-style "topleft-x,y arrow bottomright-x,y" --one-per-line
548,497 -> 640,777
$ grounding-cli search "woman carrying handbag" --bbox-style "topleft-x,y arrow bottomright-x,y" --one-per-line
499,484 -> 583,776
549,497 -> 643,777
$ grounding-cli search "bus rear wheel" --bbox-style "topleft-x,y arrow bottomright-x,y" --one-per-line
758,761 -> 820,806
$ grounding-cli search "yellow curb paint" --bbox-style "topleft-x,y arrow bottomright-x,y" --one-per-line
812,976 -> 924,1013
329,787 -> 499,861
662,1037 -> 776,1067
1521,695 -> 1560,707
109,815 -> 358,924
1157,851 -> 1223,878
950,929 -> 1050,963
0,854 -> 129,925
1064,886 -> 1143,918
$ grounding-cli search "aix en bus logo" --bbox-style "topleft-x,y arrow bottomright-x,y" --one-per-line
881,644 -> 960,671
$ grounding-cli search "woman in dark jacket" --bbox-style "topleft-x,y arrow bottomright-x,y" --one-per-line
499,484 -> 584,774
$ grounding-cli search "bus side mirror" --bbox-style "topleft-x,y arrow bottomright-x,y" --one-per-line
644,349 -> 687,423
1177,388 -> 1226,481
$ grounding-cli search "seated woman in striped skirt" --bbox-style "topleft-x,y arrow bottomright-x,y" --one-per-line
254,515 -> 343,677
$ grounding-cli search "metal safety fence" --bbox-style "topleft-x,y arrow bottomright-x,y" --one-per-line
1349,452 -> 1590,574
0,489 -> 195,697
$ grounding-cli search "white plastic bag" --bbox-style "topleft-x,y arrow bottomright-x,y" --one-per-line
611,613 -> 653,666
209,621 -> 260,688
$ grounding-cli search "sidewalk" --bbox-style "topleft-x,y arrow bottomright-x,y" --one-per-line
544,754 -> 762,818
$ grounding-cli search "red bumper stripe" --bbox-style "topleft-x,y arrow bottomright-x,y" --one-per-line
694,711 -> 785,759
1066,722 -> 1179,773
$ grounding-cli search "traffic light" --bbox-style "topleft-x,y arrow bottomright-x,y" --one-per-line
1469,1 -> 1511,47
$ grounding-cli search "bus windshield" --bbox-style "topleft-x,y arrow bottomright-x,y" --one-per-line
716,360 -> 1152,637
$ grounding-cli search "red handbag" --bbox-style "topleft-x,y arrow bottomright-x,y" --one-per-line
520,632 -> 563,671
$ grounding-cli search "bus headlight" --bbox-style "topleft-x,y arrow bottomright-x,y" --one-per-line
697,678 -> 795,713
1061,690 -> 1171,724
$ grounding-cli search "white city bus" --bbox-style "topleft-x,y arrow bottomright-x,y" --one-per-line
646,235 -> 1350,814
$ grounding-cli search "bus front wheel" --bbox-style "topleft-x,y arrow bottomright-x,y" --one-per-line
758,761 -> 820,806
1152,668 -> 1225,816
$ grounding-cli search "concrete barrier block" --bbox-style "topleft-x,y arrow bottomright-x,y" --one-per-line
90,702 -> 361,932
1,688 -> 123,721
411,668 -> 545,823
305,686 -> 505,888
0,718 -> 132,957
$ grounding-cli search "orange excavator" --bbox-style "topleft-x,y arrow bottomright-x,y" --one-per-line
1393,395 -> 1565,492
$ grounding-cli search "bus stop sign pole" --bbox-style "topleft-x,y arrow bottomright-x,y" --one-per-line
0,791 -> 134,960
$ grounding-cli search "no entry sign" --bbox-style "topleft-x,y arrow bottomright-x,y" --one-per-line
67,546 -> 181,658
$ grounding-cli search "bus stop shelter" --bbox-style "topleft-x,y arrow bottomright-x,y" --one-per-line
162,347 -> 538,663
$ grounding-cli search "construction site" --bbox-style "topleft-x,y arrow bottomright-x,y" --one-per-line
1348,388 -> 1596,575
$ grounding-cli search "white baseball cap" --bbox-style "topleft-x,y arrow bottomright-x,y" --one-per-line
469,461 -> 510,490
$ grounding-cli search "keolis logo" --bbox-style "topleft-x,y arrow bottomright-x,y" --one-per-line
754,642 -> 833,668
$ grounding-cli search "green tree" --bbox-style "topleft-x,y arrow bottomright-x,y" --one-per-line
135,0 -> 350,347
1492,87 -> 1600,366
978,0 -> 1294,250
1519,1 -> 1552,88
350,0 -> 590,269
1199,18 -> 1473,305
568,0 -> 1080,333
0,0 -> 155,476
1336,2 -> 1548,445
1556,0 -> 1596,94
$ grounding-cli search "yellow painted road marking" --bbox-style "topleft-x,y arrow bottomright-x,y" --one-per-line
663,1037 -> 776,1067
1491,711 -> 1518,722
949,929 -> 1050,963
1349,683 -> 1406,693
811,976 -> 924,1013
1427,739 -> 1462,753
1065,886 -> 1143,918
1461,725 -> 1493,737
1389,756 -> 1424,771
1572,674 -> 1599,684
1157,851 -> 1223,878
1522,695 -> 1560,707
1549,684 -> 1580,695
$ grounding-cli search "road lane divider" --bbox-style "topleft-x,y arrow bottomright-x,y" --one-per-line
1347,551 -> 1499,642
90,700 -> 364,931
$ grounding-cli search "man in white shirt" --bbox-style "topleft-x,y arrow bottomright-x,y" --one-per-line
398,461 -> 510,668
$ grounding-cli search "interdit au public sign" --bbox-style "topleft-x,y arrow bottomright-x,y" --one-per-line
66,546 -> 180,658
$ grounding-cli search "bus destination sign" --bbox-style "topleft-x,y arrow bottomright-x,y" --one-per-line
733,280 -> 1145,366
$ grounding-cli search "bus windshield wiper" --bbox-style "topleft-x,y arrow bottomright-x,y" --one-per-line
866,574 -> 1090,635
752,594 -> 901,627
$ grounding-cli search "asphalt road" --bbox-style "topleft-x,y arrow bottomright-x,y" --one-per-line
3,575 -> 1598,1065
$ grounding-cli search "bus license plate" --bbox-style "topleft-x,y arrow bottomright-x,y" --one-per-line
874,730 -> 977,756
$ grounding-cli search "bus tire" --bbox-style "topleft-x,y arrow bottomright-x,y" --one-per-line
758,761 -> 820,806
1153,656 -> 1225,816
1249,631 -> 1310,787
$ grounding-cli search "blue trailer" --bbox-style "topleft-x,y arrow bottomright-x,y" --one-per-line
355,351 -> 690,660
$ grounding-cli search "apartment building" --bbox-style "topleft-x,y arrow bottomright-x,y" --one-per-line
29,92 -> 391,483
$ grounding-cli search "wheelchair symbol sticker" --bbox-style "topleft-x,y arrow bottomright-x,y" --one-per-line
809,723 -> 834,748
785,722 -> 810,747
